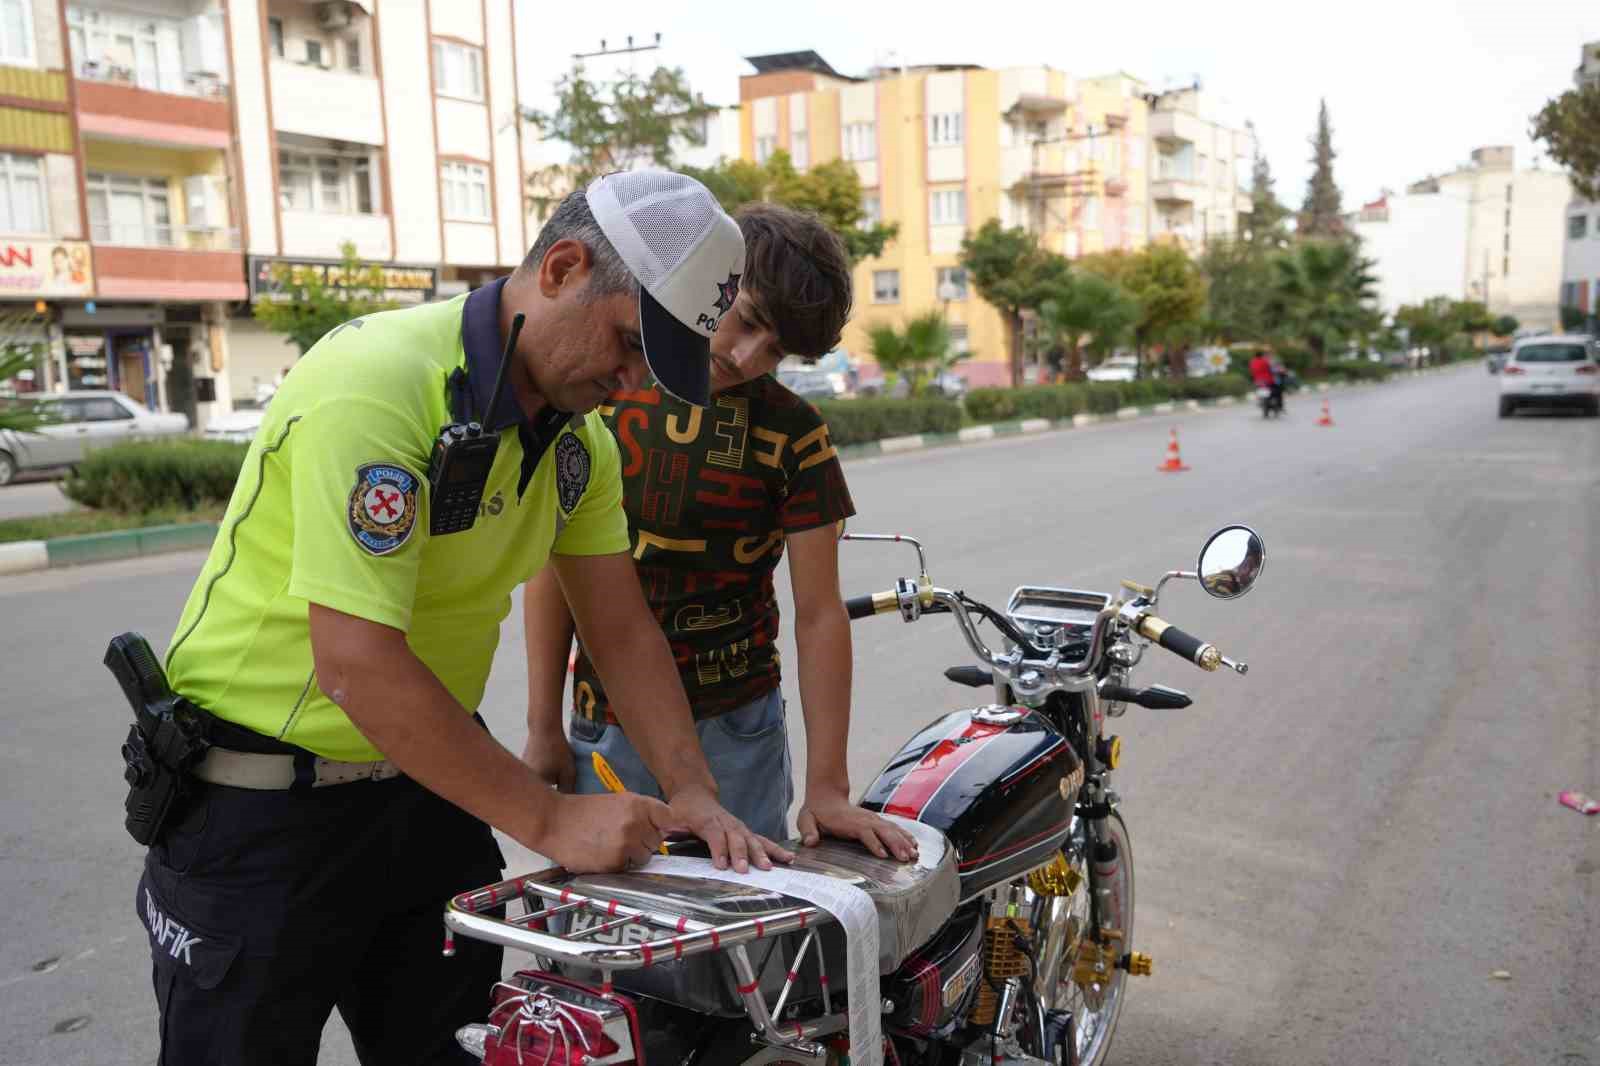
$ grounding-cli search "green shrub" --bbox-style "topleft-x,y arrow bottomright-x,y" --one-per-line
963,388 -> 1018,423
1082,383 -> 1127,413
812,397 -> 962,446
1169,374 -> 1253,400
1323,361 -> 1391,383
63,440 -> 248,513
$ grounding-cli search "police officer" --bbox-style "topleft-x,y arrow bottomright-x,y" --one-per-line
137,171 -> 790,1065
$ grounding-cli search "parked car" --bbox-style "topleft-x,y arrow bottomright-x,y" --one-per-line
202,408 -> 267,444
1485,347 -> 1511,374
777,366 -> 845,401
0,390 -> 190,485
1498,335 -> 1600,417
854,370 -> 966,400
1086,355 -> 1139,383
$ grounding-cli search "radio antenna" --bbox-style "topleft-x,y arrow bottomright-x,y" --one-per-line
483,312 -> 525,425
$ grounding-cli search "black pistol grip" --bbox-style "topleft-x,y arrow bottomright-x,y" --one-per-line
104,632 -> 172,710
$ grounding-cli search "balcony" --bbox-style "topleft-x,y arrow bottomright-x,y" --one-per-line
269,60 -> 385,146
91,223 -> 245,302
76,78 -> 232,149
1152,178 -> 1199,205
1150,109 -> 1205,147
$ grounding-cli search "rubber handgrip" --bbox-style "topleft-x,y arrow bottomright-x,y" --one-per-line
944,666 -> 994,688
1157,623 -> 1208,664
845,595 -> 877,620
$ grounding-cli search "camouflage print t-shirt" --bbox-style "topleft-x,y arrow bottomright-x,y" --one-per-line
571,374 -> 855,724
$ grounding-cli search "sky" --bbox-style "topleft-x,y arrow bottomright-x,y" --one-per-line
514,0 -> 1600,208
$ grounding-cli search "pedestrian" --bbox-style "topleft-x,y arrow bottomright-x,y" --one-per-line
135,171 -> 786,1065
522,203 -> 919,863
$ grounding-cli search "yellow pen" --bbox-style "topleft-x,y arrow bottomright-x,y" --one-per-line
591,751 -> 668,855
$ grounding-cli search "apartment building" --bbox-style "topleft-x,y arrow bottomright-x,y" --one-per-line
1144,85 -> 1253,248
1559,40 -> 1600,327
737,53 -> 1249,386
0,0 -> 524,426
224,0 -> 525,416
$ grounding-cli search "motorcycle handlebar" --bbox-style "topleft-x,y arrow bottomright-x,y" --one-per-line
1137,614 -> 1223,671
845,590 -> 898,620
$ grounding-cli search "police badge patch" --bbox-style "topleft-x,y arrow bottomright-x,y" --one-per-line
347,462 -> 419,555
554,433 -> 590,514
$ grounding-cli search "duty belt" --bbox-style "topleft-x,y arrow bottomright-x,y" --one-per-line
192,747 -> 403,790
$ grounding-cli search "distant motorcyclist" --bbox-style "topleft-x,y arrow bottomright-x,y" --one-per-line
1250,350 -> 1284,415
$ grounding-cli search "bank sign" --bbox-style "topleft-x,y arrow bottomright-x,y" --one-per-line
0,240 -> 94,298
248,256 -> 436,305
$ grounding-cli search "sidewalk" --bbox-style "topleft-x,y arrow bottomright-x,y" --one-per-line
0,363 -> 1471,577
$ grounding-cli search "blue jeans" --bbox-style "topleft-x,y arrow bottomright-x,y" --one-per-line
568,687 -> 794,842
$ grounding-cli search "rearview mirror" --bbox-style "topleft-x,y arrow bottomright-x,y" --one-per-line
1198,525 -> 1265,600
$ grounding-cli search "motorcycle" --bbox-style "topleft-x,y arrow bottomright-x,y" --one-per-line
443,525 -> 1266,1066
1257,381 -> 1284,419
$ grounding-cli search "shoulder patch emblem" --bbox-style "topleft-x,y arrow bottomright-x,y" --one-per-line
347,462 -> 419,555
554,432 -> 590,515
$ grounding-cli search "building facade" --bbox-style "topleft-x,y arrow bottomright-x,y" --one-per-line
736,53 -> 1251,387
1559,41 -> 1600,330
0,0 -> 524,427
1352,191 -> 1470,316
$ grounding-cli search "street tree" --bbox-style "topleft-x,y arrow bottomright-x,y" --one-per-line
1081,243 -> 1207,376
1530,79 -> 1600,201
252,242 -> 402,355
682,150 -> 898,263
866,312 -> 961,396
1198,237 -> 1275,344
1492,314 -> 1519,338
525,61 -> 712,209
959,221 -> 1071,387
1267,239 -> 1377,370
1299,100 -> 1345,239
1037,273 -> 1141,379
1243,126 -> 1290,249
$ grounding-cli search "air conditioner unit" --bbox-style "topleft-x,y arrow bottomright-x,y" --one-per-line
315,2 -> 352,30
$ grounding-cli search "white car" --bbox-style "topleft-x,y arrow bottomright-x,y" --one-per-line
1498,335 -> 1599,418
1086,355 -> 1139,383
202,408 -> 267,444
0,390 -> 190,485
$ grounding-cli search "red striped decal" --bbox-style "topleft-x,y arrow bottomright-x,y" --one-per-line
819,975 -> 830,986
710,930 -> 721,949
641,944 -> 654,965
755,919 -> 766,937
798,912 -> 808,928
487,884 -> 499,904
676,917 -> 689,932
884,719 -> 1008,819
957,820 -> 1072,870
606,900 -> 619,916
559,888 -> 572,903
673,938 -> 684,960
1002,740 -> 1064,785
787,969 -> 799,981
738,978 -> 760,994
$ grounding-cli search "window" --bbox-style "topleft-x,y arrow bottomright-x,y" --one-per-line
86,172 -> 172,246
67,7 -> 183,93
859,193 -> 881,229
755,135 -> 776,164
432,40 -> 483,101
0,153 -> 47,234
1570,214 -> 1589,240
0,0 -> 34,65
928,112 -> 963,146
790,133 -> 808,171
872,269 -> 900,303
279,149 -> 376,215
267,16 -> 284,58
949,324 -> 970,354
929,188 -> 965,226
344,36 -> 361,73
936,266 -> 968,301
842,122 -> 875,161
442,161 -> 490,221
81,397 -> 132,421
303,39 -> 322,66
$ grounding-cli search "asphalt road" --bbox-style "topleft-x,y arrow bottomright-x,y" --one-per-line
0,478 -> 76,522
1,364 -> 1594,1065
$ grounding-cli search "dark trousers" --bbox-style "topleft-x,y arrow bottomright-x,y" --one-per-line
138,771 -> 504,1065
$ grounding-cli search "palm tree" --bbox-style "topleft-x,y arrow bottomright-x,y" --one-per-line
1267,239 -> 1377,371
867,311 -> 958,396
1037,274 -> 1142,379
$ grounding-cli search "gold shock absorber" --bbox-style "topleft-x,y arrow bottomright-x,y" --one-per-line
971,914 -> 1032,1027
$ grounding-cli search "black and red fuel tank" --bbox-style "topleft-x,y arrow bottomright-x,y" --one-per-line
859,706 -> 1082,899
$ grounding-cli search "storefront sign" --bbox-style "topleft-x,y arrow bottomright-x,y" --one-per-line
0,240 -> 94,298
248,256 -> 437,305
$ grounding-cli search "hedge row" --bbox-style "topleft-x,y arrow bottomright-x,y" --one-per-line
62,440 -> 248,513
811,397 -> 963,446
963,374 -> 1252,424
1322,360 -> 1393,383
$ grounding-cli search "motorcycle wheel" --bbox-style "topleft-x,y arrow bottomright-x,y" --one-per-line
1034,811 -> 1134,1066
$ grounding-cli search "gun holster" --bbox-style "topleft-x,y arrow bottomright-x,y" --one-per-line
104,633 -> 212,846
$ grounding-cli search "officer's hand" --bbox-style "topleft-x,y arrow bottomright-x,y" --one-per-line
668,785 -> 795,874
521,733 -> 576,793
538,792 -> 674,874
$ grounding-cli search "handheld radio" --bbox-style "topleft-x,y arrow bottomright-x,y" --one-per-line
426,311 -> 524,535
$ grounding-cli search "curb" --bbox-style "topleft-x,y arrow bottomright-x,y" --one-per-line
0,522 -> 220,576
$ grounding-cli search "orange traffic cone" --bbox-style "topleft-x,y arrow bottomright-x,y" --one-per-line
1316,397 -> 1334,427
1157,427 -> 1190,473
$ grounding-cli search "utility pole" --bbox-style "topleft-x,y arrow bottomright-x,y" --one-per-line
572,33 -> 662,61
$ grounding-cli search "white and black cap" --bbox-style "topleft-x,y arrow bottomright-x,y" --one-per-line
585,170 -> 744,407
